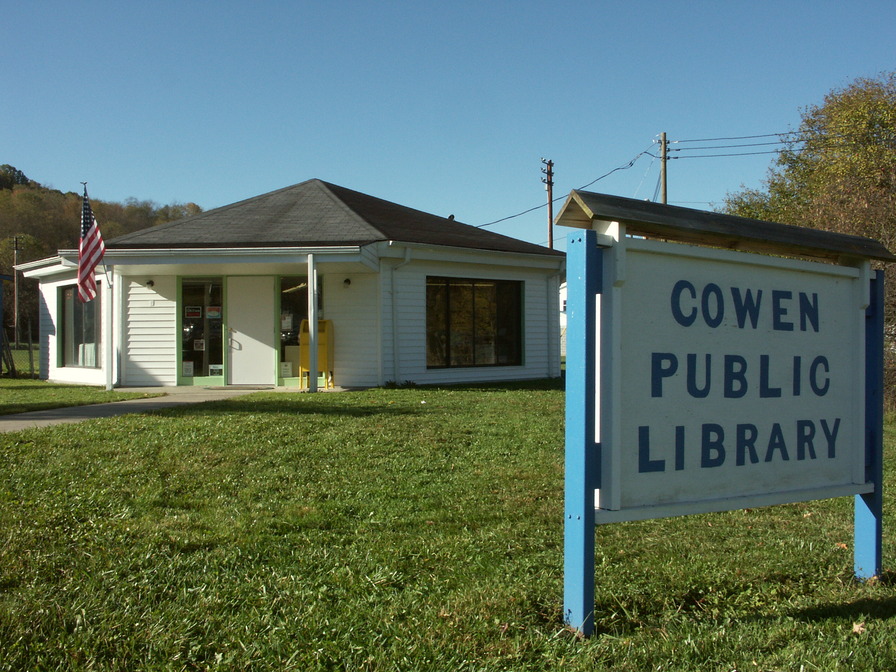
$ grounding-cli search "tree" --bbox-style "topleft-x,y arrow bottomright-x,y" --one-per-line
0,165 -> 205,345
724,72 -> 896,395
0,165 -> 33,190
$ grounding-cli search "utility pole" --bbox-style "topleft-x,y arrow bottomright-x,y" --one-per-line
541,158 -> 554,249
660,132 -> 668,204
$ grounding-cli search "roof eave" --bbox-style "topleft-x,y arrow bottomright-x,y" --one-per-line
555,190 -> 896,265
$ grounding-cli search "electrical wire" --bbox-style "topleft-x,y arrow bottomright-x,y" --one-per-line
632,154 -> 658,199
671,140 -> 794,151
670,149 -> 789,159
669,138 -> 872,159
474,126 -> 894,229
651,170 -> 662,203
476,143 -> 656,228
673,131 -> 802,143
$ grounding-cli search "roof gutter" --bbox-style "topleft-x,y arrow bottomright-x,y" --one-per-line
100,245 -> 364,259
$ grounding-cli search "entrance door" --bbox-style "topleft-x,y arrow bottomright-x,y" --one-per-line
228,276 -> 276,385
182,278 -> 224,381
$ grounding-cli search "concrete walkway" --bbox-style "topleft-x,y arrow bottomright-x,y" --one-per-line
0,386 -> 273,433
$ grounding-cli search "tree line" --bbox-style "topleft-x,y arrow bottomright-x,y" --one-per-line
0,165 -> 202,341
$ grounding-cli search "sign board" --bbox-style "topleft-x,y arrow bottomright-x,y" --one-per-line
596,238 -> 870,521
563,224 -> 885,637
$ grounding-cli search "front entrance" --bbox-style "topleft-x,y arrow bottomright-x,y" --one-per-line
182,278 -> 224,381
227,276 -> 276,385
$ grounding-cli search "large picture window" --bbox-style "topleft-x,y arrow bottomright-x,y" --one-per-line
426,277 -> 522,368
61,284 -> 101,368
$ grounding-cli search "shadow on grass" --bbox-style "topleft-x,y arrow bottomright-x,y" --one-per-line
404,377 -> 565,393
791,595 -> 896,622
161,398 -> 425,419
0,383 -> 92,391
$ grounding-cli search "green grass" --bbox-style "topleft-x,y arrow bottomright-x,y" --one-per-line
0,378 -> 159,415
8,345 -> 38,378
0,380 -> 894,670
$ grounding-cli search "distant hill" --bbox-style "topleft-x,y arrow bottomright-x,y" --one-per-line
0,164 -> 203,336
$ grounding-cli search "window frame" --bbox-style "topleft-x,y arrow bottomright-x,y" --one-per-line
59,283 -> 102,369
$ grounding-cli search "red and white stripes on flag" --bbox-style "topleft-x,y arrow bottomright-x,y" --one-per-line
77,188 -> 105,302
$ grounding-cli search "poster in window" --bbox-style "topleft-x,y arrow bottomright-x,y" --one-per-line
194,339 -> 205,351
185,306 -> 202,319
183,361 -> 194,377
206,306 -> 222,319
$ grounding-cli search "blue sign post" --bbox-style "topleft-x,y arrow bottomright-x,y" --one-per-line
856,270 -> 884,579
563,230 -> 600,636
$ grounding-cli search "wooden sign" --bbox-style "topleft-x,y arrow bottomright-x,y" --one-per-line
559,191 -> 890,637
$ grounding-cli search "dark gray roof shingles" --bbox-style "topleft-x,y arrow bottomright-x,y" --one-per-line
106,179 -> 563,257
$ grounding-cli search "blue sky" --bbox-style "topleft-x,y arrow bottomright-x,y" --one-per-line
4,1 -> 894,249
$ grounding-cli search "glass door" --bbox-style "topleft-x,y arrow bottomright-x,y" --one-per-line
181,278 -> 224,382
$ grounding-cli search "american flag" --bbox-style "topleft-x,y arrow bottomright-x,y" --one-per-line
77,187 -> 105,302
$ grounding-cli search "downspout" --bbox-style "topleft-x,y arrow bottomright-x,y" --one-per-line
390,245 -> 412,383
104,268 -> 114,390
307,253 -> 318,392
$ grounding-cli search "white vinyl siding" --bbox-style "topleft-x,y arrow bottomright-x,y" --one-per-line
122,277 -> 177,386
37,283 -> 55,380
35,273 -> 107,386
321,273 -> 381,388
387,259 -> 561,386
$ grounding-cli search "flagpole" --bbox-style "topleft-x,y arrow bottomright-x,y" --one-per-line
77,183 -> 109,386
82,183 -> 114,390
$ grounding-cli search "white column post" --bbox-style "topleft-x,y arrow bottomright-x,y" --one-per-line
104,268 -> 114,391
307,254 -> 318,392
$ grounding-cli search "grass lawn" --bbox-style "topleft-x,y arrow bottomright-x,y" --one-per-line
0,379 -> 160,415
0,380 -> 894,670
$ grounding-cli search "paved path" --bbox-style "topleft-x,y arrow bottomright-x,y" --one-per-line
0,387 -> 272,433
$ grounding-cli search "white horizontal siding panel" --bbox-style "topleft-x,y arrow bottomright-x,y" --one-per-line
393,260 -> 562,385
322,273 -> 381,388
122,277 -> 177,386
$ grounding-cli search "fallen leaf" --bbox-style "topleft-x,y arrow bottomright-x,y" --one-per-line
853,621 -> 866,635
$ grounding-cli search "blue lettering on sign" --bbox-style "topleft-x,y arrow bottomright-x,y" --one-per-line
701,424 -> 725,468
731,288 -> 763,328
772,290 -> 794,331
637,419 -> 841,473
651,353 -> 831,399
670,281 -> 819,332
638,278 -> 839,476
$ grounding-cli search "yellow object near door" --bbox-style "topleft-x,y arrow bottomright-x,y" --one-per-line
299,320 -> 335,388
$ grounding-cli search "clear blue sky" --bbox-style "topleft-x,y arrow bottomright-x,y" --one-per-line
4,1 -> 894,250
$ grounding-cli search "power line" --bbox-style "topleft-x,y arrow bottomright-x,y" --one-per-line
671,149 -> 788,159
669,138 -> 867,159
673,131 -> 802,143
576,143 -> 656,190
474,125 -> 888,229
671,140 -> 793,151
476,143 -> 656,228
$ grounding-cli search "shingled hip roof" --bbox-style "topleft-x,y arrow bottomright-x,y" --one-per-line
106,179 -> 563,257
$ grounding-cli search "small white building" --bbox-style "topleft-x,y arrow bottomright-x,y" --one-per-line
20,179 -> 566,388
